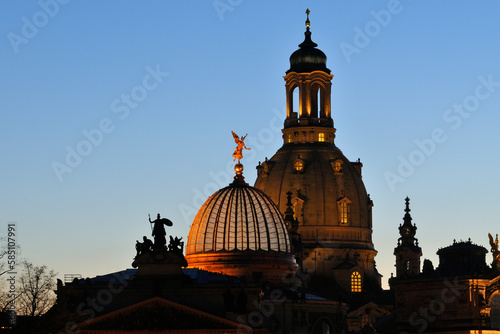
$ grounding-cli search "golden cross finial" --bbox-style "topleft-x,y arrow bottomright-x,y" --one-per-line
305,8 -> 310,28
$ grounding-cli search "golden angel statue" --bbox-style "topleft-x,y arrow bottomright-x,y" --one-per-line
231,131 -> 251,163
489,233 -> 500,270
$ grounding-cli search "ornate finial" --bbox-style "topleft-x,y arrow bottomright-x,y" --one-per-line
400,196 -> 415,238
232,162 -> 248,185
305,8 -> 310,28
404,197 -> 411,214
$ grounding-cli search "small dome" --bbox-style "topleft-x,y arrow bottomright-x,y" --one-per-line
186,180 -> 291,255
287,28 -> 330,74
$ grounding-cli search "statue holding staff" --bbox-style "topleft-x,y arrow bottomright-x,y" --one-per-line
149,213 -> 173,250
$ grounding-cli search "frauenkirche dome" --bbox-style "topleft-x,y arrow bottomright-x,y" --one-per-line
254,10 -> 381,295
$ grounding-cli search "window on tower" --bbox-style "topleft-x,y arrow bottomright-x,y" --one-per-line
292,87 -> 299,117
287,134 -> 292,143
351,271 -> 362,292
319,133 -> 325,142
338,198 -> 351,224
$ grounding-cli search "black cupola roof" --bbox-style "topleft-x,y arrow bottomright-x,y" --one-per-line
287,9 -> 330,74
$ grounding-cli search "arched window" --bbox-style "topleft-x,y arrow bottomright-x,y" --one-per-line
310,81 -> 328,120
338,198 -> 351,224
351,271 -> 362,292
292,86 -> 299,118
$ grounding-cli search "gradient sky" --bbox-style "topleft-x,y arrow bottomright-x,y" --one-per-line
1,1 -> 500,289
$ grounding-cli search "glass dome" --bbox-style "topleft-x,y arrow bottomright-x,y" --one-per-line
186,181 -> 291,255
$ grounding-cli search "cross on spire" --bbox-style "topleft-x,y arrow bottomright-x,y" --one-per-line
305,8 -> 310,28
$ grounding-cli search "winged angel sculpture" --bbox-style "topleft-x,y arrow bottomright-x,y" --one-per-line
231,131 -> 251,163
489,233 -> 500,267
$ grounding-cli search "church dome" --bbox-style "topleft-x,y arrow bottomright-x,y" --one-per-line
186,164 -> 297,283
255,144 -> 373,235
253,10 -> 380,294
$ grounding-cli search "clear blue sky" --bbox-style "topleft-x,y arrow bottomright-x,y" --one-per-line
1,1 -> 500,289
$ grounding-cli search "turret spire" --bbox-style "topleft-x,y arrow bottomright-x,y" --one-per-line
299,8 -> 317,49
399,197 -> 416,240
394,197 -> 422,278
403,196 -> 412,226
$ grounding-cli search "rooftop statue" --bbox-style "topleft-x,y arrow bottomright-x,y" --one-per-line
489,233 -> 499,252
135,236 -> 154,258
231,131 -> 250,163
149,213 -> 173,250
488,233 -> 500,270
132,214 -> 188,269
168,236 -> 184,254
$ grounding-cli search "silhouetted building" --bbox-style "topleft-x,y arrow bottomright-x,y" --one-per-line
390,199 -> 500,333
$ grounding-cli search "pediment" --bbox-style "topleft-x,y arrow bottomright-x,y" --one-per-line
332,261 -> 360,272
76,296 -> 252,333
348,301 -> 392,318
